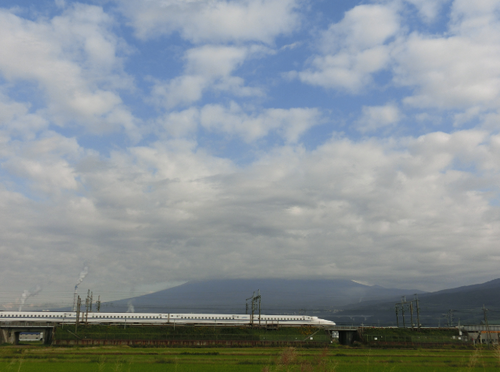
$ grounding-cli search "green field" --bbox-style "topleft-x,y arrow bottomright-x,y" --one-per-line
54,324 -> 332,343
1,345 -> 500,371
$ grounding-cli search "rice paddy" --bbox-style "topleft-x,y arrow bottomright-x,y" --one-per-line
1,344 -> 500,371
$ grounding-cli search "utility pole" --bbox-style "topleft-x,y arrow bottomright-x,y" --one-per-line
483,305 -> 491,345
401,297 -> 406,328
397,295 -> 421,330
414,294 -> 421,330
85,290 -> 90,324
96,295 -> 101,312
89,291 -> 93,312
254,290 -> 261,326
410,302 -> 414,330
246,290 -> 262,327
246,293 -> 254,325
75,296 -> 81,334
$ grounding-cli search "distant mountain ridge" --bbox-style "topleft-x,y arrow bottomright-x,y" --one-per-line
331,278 -> 500,326
100,279 -> 425,315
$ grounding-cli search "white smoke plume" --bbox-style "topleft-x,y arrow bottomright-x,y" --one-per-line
74,266 -> 89,291
18,285 -> 42,312
126,300 -> 135,313
72,266 -> 89,311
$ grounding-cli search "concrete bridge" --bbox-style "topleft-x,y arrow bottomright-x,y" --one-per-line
326,325 -> 361,345
0,322 -> 55,345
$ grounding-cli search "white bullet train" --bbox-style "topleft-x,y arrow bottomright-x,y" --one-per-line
0,311 -> 335,327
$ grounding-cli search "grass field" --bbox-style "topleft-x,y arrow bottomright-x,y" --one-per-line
1,345 -> 500,371
54,324 -> 332,343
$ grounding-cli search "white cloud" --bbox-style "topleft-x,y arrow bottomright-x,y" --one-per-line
357,104 -> 401,133
393,1 -> 500,112
295,0 -> 500,121
184,45 -> 254,77
199,103 -> 322,143
1,133 -> 82,195
151,45 -> 264,108
393,35 -> 500,110
404,0 -> 451,22
0,5 -> 138,137
294,4 -> 400,92
159,108 -> 200,138
2,128 -> 500,296
0,95 -> 48,141
154,103 -> 322,142
4,0 -> 500,302
117,0 -> 300,44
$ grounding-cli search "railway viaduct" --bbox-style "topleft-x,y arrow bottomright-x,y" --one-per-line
0,321 -> 350,346
0,322 -> 54,345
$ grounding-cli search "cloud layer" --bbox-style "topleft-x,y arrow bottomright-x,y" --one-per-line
1,0 -> 500,308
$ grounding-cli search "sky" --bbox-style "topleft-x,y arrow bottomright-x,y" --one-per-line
2,0 -> 500,309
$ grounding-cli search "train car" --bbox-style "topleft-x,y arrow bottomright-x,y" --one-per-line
0,311 -> 335,327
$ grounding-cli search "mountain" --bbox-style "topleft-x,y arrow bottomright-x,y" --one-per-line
331,278 -> 500,326
99,279 -> 425,316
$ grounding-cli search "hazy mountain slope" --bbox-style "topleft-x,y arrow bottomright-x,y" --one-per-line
101,279 -> 424,314
332,278 -> 500,326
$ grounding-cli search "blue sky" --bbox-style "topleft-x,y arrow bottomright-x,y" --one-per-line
1,0 -> 500,308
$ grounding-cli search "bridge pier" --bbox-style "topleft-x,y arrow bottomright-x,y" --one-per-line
0,329 -> 20,345
43,328 -> 53,345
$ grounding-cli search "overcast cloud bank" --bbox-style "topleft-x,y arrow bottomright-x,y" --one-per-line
1,0 -> 500,308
